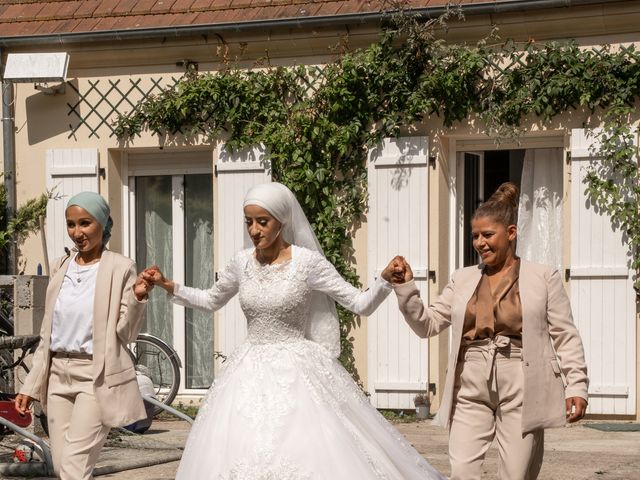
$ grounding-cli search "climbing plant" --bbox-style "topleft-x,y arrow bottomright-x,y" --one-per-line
116,8 -> 640,377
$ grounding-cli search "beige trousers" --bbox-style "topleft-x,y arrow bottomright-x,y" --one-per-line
47,356 -> 110,480
448,338 -> 544,480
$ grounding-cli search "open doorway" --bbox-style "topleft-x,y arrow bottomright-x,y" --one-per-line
462,150 -> 525,266
458,147 -> 564,270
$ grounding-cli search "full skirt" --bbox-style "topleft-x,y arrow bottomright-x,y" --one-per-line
176,339 -> 444,480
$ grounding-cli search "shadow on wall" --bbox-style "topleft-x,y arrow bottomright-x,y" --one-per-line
26,79 -> 79,145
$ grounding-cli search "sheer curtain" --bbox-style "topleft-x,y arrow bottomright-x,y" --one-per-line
516,148 -> 564,271
185,174 -> 214,389
137,176 -> 174,343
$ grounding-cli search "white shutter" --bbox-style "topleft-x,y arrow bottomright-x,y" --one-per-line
45,148 -> 99,262
215,144 -> 271,357
569,129 -> 636,415
367,136 -> 430,409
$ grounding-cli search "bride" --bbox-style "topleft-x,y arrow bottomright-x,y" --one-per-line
143,182 -> 444,479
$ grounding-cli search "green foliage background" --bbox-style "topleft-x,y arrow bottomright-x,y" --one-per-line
0,176 -> 49,258
116,12 -> 640,377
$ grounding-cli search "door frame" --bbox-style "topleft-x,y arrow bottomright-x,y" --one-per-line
447,135 -> 566,274
121,150 -> 214,396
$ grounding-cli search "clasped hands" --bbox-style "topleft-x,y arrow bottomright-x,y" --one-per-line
134,266 -> 175,300
381,256 -> 413,285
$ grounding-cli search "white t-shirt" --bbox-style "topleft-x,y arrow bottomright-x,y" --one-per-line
50,256 -> 100,354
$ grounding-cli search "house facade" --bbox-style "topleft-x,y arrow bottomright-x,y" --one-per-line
1,0 -> 637,419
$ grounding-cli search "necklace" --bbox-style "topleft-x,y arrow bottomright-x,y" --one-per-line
72,257 -> 99,284
73,260 -> 84,283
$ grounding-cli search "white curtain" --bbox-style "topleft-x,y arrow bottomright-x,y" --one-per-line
186,217 -> 214,388
516,148 -> 564,271
140,178 -> 174,344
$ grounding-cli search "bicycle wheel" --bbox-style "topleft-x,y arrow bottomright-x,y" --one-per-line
127,333 -> 181,415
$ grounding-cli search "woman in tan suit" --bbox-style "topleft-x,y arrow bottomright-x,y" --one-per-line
15,192 -> 152,480
390,182 -> 588,480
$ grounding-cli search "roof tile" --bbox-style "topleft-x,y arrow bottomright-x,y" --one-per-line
0,21 -> 31,36
93,15 -> 121,31
56,17 -> 85,33
129,0 -> 158,14
171,0 -> 197,12
214,0 -> 244,8
72,17 -> 103,33
113,0 -> 140,15
34,19 -> 67,34
314,2 -> 343,16
171,11 -> 201,25
56,2 -> 86,18
337,0 -> 372,15
74,0 -> 102,18
151,0 -> 177,12
3,3 -> 31,21
191,10 -> 218,24
92,1 -> 118,16
109,14 -> 147,29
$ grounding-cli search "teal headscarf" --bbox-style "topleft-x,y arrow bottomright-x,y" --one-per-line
66,192 -> 113,244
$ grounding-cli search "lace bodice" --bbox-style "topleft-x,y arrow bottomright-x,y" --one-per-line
171,246 -> 391,350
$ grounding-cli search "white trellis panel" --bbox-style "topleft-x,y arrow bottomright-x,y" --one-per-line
215,144 -> 271,359
569,129 -> 636,415
367,136 -> 430,409
45,148 -> 99,263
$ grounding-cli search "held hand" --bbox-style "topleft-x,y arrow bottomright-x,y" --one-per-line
382,256 -> 407,284
133,273 -> 153,301
141,265 -> 163,284
565,396 -> 587,423
401,259 -> 414,283
141,266 -> 175,294
14,394 -> 33,416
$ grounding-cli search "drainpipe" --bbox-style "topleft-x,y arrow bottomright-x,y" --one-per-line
1,48 -> 16,274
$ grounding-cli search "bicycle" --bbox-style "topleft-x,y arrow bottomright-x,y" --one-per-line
0,331 -> 181,421
127,333 -> 181,415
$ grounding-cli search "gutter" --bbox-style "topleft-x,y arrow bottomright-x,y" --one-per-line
0,0 -> 627,47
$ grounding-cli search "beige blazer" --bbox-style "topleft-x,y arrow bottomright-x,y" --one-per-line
394,260 -> 589,433
20,250 -> 148,428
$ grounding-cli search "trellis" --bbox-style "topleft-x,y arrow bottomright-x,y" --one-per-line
66,76 -> 180,139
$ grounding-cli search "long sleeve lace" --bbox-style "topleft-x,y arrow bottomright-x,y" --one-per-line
170,253 -> 241,312
305,251 -> 391,316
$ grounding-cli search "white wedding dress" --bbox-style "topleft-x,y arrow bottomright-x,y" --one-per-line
172,245 -> 444,480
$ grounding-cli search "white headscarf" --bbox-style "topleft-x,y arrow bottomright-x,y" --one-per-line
243,182 -> 341,358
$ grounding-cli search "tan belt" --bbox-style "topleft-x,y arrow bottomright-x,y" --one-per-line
51,351 -> 93,360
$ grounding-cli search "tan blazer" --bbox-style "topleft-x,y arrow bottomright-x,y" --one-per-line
20,250 -> 148,428
394,260 -> 589,433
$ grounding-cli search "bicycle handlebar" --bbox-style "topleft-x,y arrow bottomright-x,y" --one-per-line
0,335 -> 41,352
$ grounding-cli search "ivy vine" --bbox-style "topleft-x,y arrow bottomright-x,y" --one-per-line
116,10 -> 640,378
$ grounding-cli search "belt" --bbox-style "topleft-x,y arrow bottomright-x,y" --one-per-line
461,335 -> 520,381
51,351 -> 93,360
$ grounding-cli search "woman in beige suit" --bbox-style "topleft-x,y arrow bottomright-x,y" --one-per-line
390,182 -> 588,480
15,192 -> 152,480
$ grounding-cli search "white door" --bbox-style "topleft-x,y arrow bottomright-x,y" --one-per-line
569,129 -> 636,415
215,144 -> 271,362
45,148 -> 99,262
367,136 -> 430,409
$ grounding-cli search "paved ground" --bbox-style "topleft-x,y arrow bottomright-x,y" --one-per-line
1,419 -> 639,479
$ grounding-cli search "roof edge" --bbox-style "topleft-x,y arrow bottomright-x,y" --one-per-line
0,0 -> 627,48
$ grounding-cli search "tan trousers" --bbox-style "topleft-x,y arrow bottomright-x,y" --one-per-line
448,338 -> 544,480
47,356 -> 110,480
